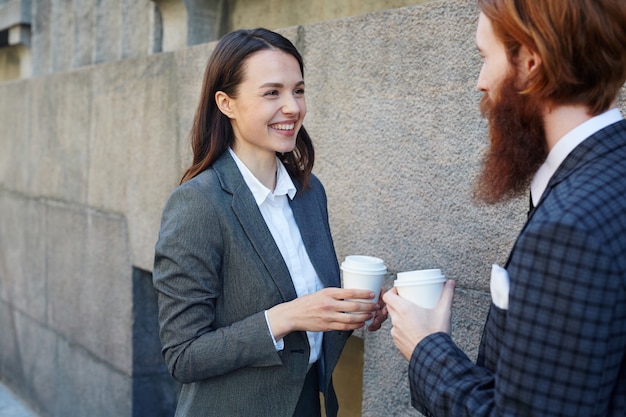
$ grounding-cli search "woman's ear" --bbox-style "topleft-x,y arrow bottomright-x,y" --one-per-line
215,91 -> 234,118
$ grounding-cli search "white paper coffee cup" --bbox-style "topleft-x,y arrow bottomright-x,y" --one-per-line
394,269 -> 445,309
341,255 -> 387,325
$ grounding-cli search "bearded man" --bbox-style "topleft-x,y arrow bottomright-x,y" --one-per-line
384,0 -> 626,415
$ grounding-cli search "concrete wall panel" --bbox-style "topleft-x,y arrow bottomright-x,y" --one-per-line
10,309 -> 57,417
50,335 -> 132,417
94,0 -> 120,64
45,201 -> 132,373
120,0 -> 153,59
31,0 -> 52,76
72,0 -> 96,68
0,192 -> 47,321
88,54 -> 179,270
0,79 -> 31,191
29,70 -> 91,203
0,302 -> 23,386
50,0 -> 72,72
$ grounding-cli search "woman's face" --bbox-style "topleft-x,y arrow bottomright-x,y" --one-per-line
222,49 -> 306,163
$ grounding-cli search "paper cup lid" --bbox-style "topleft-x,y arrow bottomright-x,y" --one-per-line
341,255 -> 387,274
394,276 -> 445,286
397,269 -> 443,281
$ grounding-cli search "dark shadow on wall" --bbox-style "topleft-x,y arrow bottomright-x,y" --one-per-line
132,266 -> 180,417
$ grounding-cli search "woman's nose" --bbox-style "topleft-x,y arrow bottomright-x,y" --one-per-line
281,95 -> 300,114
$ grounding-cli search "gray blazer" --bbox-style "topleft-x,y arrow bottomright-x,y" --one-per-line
153,152 -> 350,417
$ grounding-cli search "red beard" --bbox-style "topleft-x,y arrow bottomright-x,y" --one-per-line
474,72 -> 548,204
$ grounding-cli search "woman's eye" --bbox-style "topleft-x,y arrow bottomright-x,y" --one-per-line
264,90 -> 279,96
294,88 -> 305,95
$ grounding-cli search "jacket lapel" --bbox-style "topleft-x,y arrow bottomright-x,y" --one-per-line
213,152 -> 299,302
289,183 -> 340,289
536,119 -> 626,210
506,119 -> 626,267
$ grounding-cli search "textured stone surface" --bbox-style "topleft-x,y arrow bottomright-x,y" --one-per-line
45,201 -> 133,372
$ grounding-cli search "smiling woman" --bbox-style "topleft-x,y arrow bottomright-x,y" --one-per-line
152,28 -> 388,417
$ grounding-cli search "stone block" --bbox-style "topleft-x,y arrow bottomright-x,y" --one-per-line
71,0 -> 96,68
11,309 -> 58,417
88,53 -> 180,270
94,0 -> 121,64
30,0 -> 51,76
171,43 -> 212,177
121,0 -> 153,60
45,201 -> 133,373
49,335 -> 132,417
0,0 -> 31,31
0,302 -> 23,387
29,69 -> 91,204
49,0 -> 72,72
0,78 -> 31,192
0,192 -> 46,321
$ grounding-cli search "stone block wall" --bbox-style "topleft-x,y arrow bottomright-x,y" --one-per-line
1,0 -> 625,416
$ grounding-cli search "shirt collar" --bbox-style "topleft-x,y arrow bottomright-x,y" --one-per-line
228,148 -> 297,205
530,107 -> 623,205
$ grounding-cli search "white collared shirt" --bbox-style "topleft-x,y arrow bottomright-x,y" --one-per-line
228,149 -> 323,366
530,108 -> 624,206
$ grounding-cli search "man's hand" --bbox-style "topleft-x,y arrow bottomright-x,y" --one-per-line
383,280 -> 455,361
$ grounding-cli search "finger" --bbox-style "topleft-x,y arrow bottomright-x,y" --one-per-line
339,297 -> 378,312
382,287 -> 400,306
332,288 -> 376,301
377,289 -> 387,308
436,280 -> 456,311
367,322 -> 381,331
335,311 -> 372,323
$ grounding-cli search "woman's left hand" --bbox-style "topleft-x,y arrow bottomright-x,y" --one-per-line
366,289 -> 389,331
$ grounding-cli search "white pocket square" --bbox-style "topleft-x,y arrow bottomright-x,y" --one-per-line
490,264 -> 510,310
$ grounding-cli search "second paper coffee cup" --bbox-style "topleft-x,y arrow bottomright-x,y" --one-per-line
394,268 -> 445,309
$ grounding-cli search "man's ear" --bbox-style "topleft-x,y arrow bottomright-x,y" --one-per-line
518,45 -> 542,78
215,91 -> 234,118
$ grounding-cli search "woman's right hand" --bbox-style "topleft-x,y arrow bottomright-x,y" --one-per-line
266,288 -> 379,340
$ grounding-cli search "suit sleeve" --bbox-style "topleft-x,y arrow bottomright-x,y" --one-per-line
409,219 -> 625,416
153,183 -> 283,384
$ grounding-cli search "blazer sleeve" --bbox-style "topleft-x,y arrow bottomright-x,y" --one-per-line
409,218 -> 625,416
153,181 -> 283,384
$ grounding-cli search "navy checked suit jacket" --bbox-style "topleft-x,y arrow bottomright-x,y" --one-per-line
153,152 -> 350,417
408,119 -> 626,416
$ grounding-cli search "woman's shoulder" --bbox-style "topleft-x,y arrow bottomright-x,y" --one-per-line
166,168 -> 225,207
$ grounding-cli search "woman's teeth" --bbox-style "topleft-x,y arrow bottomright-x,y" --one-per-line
271,123 -> 295,130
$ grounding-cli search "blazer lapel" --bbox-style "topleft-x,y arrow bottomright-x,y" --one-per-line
506,119 -> 626,267
290,182 -> 340,289
213,153 -> 298,302
537,119 -> 626,209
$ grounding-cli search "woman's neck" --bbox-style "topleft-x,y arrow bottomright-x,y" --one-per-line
232,146 -> 277,190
